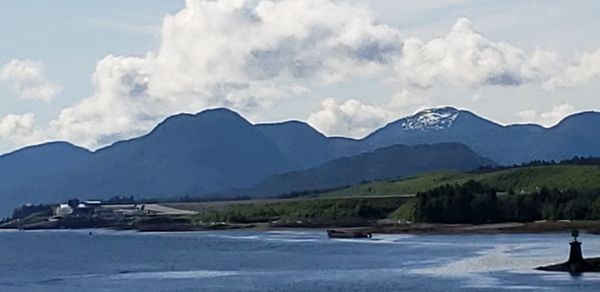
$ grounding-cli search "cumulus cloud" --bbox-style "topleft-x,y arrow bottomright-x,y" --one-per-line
387,89 -> 431,110
542,49 -> 600,90
0,59 -> 61,102
394,18 -> 600,90
307,90 -> 430,138
0,113 -> 44,147
517,103 -> 576,126
34,0 -> 402,149
0,113 -> 35,137
307,98 -> 393,138
396,18 -> 567,88
1,1 -> 599,151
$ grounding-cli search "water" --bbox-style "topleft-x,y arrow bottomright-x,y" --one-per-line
1,230 -> 600,291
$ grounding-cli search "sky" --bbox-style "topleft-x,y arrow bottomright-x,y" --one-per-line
1,0 -> 600,154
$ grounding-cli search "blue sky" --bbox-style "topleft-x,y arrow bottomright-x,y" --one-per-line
0,1 -> 183,120
1,0 -> 600,153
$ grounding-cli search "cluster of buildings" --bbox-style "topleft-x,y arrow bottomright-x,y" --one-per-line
53,200 -> 149,220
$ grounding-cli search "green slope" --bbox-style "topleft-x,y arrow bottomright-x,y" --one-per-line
321,165 -> 600,197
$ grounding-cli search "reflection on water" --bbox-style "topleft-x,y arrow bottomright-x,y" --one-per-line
1,230 -> 600,291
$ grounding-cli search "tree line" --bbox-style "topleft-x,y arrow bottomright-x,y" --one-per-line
413,180 -> 600,223
475,156 -> 600,173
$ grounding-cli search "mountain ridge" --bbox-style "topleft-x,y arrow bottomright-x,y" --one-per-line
243,142 -> 495,197
4,106 -> 598,157
364,107 -> 600,164
1,106 -> 600,215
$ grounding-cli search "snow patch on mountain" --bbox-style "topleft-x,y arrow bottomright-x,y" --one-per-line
398,107 -> 460,130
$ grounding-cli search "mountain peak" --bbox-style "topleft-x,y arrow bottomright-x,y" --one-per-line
257,120 -> 323,136
195,107 -> 240,117
184,107 -> 248,124
551,110 -> 600,130
557,110 -> 600,123
397,106 -> 460,131
154,107 -> 248,129
162,107 -> 246,122
0,141 -> 90,159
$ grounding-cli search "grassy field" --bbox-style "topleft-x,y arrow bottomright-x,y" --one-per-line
155,165 -> 600,226
166,196 -> 411,226
320,165 -> 600,197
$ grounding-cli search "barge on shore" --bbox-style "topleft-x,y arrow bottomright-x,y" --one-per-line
327,229 -> 372,239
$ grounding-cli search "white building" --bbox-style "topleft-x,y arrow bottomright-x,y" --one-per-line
54,204 -> 74,217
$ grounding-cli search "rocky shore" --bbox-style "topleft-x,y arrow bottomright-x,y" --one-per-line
536,234 -> 600,273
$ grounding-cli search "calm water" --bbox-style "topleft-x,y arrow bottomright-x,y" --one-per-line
1,230 -> 599,291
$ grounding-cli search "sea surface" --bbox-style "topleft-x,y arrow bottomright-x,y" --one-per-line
0,230 -> 599,291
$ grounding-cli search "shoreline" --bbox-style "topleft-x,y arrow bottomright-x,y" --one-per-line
4,220 -> 598,235
256,220 -> 600,235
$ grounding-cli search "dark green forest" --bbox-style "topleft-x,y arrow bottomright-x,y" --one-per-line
413,180 -> 600,223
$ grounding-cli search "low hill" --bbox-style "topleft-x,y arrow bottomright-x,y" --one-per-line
245,143 -> 494,196
320,165 -> 600,197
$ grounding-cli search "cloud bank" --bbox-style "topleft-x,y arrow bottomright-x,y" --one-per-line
518,103 -> 577,127
2,0 -> 600,151
39,0 -> 402,148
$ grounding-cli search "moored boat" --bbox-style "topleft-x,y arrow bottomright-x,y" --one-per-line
327,229 -> 372,239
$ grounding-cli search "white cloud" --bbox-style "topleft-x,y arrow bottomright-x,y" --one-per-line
542,49 -> 600,90
387,89 -> 431,111
1,1 -> 600,152
307,98 -> 393,138
517,103 -> 576,126
0,113 -> 35,137
37,0 -> 402,149
0,113 -> 44,146
516,109 -> 537,122
395,18 -> 566,89
307,90 -> 430,138
0,59 -> 61,102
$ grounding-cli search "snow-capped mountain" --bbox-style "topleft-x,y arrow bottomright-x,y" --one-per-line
366,107 -> 600,165
396,107 -> 460,131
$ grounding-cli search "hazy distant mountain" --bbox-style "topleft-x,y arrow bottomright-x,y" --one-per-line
543,111 -> 600,158
61,109 -> 300,199
246,143 -> 494,197
255,121 -> 363,170
0,109 -> 367,214
2,106 -> 600,215
0,142 -> 92,213
365,107 -> 600,165
0,141 -> 91,181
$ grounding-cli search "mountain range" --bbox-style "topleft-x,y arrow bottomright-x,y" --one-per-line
366,107 -> 600,165
1,106 -> 599,215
